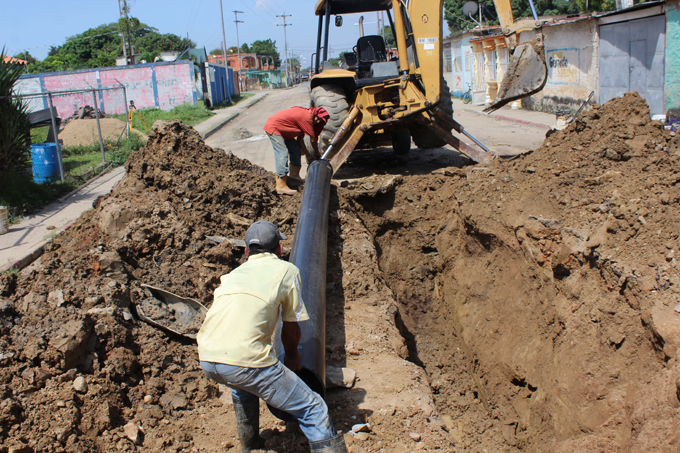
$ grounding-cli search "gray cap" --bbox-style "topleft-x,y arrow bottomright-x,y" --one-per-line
244,220 -> 287,251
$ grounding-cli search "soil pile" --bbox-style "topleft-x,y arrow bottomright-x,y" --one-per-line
334,92 -> 680,451
226,127 -> 254,142
59,118 -> 148,148
0,121 -> 304,452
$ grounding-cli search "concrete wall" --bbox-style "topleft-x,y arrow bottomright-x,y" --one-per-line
522,19 -> 599,113
443,33 -> 478,99
666,0 -> 680,114
16,61 -> 197,119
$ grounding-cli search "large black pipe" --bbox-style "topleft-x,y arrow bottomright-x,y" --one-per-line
269,159 -> 333,420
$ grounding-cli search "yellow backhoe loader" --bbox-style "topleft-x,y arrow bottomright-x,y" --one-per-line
309,0 -> 548,171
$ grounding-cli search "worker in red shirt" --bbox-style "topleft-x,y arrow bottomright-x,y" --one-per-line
264,106 -> 330,195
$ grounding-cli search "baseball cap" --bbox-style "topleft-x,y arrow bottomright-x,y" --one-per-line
244,220 -> 287,251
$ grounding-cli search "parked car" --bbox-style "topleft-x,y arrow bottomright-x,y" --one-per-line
300,73 -> 310,81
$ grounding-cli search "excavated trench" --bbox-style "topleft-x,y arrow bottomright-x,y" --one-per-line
337,161 -> 679,452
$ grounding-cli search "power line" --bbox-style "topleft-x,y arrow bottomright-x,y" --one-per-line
240,0 -> 270,22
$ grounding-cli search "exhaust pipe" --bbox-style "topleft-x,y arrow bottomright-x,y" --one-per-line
269,159 -> 333,420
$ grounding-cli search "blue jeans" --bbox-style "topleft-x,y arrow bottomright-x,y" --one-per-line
201,360 -> 336,442
268,132 -> 302,177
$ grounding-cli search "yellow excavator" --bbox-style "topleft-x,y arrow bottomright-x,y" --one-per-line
309,0 -> 548,170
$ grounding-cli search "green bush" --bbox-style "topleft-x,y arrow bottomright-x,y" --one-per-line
111,101 -> 214,131
0,47 -> 31,176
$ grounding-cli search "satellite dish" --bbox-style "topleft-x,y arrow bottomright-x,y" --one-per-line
462,1 -> 479,18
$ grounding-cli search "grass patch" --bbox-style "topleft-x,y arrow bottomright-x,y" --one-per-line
110,101 -> 215,132
0,134 -> 145,221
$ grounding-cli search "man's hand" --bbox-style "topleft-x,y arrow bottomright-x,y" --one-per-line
284,350 -> 303,371
281,322 -> 302,371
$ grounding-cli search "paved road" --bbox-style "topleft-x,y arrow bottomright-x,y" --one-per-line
205,84 -> 312,175
205,83 -> 550,178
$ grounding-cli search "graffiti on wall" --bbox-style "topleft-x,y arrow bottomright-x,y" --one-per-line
547,48 -> 580,85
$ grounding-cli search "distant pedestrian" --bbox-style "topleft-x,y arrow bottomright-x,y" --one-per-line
264,106 -> 329,195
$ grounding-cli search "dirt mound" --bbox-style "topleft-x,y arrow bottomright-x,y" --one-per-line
0,121 -> 304,452
334,92 -> 680,451
226,127 -> 254,141
59,118 -> 148,148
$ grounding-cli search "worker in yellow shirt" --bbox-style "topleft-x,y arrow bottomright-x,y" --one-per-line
197,220 -> 347,453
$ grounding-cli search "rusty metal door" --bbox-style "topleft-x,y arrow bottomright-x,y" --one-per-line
599,15 -> 666,116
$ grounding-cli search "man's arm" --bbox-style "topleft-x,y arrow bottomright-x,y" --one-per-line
297,136 -> 313,161
281,321 -> 302,371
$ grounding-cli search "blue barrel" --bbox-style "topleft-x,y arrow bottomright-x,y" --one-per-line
30,143 -> 60,184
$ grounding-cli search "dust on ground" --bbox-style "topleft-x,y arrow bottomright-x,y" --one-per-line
1,92 -> 680,453
59,118 -> 148,148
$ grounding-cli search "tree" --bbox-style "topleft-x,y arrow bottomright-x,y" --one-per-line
13,51 -> 37,65
27,22 -> 195,73
575,0 -> 616,12
210,48 -> 223,55
443,0 -> 580,33
381,26 -> 396,47
248,39 -> 281,68
0,48 -> 31,176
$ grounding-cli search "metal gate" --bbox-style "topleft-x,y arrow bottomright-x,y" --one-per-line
599,15 -> 666,116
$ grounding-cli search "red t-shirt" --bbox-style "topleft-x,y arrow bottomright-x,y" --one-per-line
264,106 -> 320,140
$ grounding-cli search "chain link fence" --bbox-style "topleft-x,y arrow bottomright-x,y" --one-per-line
4,84 -> 144,187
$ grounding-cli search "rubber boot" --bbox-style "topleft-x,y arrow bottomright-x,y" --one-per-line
232,395 -> 266,452
288,164 -> 305,186
309,432 -> 348,453
275,175 -> 297,195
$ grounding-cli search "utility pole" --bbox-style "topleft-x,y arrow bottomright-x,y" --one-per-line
277,13 -> 292,86
377,12 -> 384,39
219,0 -> 228,65
233,11 -> 244,91
118,0 -> 129,64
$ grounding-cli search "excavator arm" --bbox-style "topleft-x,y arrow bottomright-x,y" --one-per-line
404,0 -> 547,112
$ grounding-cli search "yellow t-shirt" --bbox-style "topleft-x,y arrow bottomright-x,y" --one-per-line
197,253 -> 309,367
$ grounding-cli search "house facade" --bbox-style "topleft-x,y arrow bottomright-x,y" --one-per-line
443,0 -> 679,117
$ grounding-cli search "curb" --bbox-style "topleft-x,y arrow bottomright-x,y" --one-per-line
1,220 -> 77,273
202,93 -> 268,140
462,108 -> 552,131
1,167 -> 126,273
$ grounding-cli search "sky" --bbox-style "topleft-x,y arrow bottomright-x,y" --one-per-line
0,0 -> 387,67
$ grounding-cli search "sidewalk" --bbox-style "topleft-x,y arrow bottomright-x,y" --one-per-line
0,166 -> 126,271
0,93 -> 268,271
194,91 -> 269,139
453,99 -> 555,130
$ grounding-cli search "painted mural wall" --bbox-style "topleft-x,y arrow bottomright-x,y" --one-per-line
522,20 -> 599,113
667,0 -> 680,114
15,61 -> 197,119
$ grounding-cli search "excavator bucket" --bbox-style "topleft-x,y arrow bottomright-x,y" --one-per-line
484,37 -> 548,113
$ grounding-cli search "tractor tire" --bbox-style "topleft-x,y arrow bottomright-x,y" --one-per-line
391,129 -> 411,155
311,84 -> 350,153
411,79 -> 453,149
